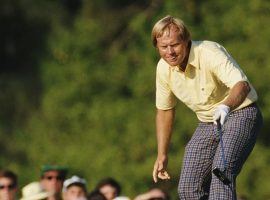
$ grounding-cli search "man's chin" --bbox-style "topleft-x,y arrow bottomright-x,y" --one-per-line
162,57 -> 179,65
165,60 -> 179,67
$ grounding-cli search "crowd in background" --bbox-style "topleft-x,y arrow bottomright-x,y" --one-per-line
0,165 -> 170,200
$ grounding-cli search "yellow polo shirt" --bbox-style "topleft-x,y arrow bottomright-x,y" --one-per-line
156,41 -> 258,122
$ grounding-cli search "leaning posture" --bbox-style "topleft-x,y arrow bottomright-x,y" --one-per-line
152,15 -> 263,199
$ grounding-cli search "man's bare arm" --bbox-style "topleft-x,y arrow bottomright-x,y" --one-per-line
153,108 -> 175,182
223,81 -> 250,110
156,108 -> 175,156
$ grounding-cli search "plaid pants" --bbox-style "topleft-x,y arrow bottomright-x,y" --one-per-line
178,103 -> 263,200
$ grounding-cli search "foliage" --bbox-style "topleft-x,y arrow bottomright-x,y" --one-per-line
0,0 -> 269,199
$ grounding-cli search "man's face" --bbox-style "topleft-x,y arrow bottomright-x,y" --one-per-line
99,185 -> 117,200
156,25 -> 189,67
0,177 -> 17,200
40,170 -> 64,195
63,185 -> 86,200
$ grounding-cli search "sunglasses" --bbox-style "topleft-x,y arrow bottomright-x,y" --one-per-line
0,184 -> 16,190
43,175 -> 64,181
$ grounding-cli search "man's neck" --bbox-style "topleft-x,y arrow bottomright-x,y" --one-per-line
48,194 -> 61,200
179,40 -> 191,72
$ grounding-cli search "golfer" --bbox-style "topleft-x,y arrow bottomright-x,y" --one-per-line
152,15 -> 263,199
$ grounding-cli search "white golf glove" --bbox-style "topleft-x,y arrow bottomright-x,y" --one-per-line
213,104 -> 230,125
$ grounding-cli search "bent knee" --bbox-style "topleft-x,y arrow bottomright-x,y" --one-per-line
178,181 -> 198,199
178,178 -> 209,199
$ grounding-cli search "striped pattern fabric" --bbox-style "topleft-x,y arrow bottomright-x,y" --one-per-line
178,104 -> 263,199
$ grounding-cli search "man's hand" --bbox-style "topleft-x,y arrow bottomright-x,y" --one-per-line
213,104 -> 230,125
152,155 -> 170,183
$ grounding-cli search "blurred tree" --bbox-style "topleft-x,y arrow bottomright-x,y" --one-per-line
0,0 -> 269,199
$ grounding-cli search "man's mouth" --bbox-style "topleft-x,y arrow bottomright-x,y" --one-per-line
167,56 -> 177,62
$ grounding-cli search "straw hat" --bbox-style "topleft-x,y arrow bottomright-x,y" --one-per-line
21,182 -> 52,200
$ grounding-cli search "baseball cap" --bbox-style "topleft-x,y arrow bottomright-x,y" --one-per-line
113,197 -> 130,200
40,165 -> 68,177
63,175 -> 87,192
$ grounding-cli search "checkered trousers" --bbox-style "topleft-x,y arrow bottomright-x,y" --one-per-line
178,103 -> 263,200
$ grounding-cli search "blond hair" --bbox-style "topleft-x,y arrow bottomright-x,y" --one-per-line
151,15 -> 191,47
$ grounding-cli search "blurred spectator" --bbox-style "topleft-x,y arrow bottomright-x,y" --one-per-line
87,190 -> 106,200
40,165 -> 68,200
134,188 -> 169,200
62,175 -> 87,200
0,170 -> 18,200
113,196 -> 130,200
21,182 -> 52,200
95,178 -> 121,200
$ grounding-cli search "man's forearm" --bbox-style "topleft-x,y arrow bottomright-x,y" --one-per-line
223,81 -> 250,110
156,108 -> 175,156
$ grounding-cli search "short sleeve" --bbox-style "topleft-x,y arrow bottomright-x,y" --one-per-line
156,64 -> 177,110
210,44 -> 248,88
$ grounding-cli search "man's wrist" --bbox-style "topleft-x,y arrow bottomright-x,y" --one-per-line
218,104 -> 230,112
157,153 -> 168,159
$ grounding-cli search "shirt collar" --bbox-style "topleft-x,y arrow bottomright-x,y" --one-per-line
187,40 -> 199,69
170,41 -> 199,72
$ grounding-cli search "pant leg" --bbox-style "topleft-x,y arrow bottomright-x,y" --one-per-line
178,123 -> 218,199
209,104 -> 263,200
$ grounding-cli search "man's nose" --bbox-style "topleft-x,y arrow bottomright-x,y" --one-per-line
167,46 -> 174,54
